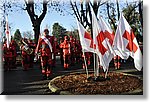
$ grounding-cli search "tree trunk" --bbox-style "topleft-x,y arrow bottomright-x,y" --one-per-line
138,0 -> 143,27
33,22 -> 41,44
116,0 -> 120,20
24,0 -> 47,44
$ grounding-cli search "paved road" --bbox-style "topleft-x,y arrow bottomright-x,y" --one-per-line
2,56 -> 86,95
2,56 -> 143,95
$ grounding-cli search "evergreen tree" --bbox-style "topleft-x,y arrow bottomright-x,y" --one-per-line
52,22 -> 66,42
14,29 -> 22,51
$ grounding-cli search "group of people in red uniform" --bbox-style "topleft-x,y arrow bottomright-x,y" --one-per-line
2,37 -> 36,71
2,28 -> 122,80
59,35 -> 93,70
34,29 -> 86,79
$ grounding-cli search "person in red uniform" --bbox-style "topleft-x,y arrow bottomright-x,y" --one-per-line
114,55 -> 121,69
51,36 -> 57,68
3,38 -> 17,71
10,39 -> 17,68
82,52 -> 92,69
60,36 -> 71,69
59,39 -> 64,66
69,36 -> 75,65
20,38 -> 30,71
75,40 -> 82,63
28,39 -> 36,68
3,39 -> 11,71
35,29 -> 54,80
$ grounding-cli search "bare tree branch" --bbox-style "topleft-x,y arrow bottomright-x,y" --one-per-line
70,0 -> 80,22
39,2 -> 48,23
106,2 -> 117,30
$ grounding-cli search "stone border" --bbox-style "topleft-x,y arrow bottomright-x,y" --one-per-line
48,71 -> 143,95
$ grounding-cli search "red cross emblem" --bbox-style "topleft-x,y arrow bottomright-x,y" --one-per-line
96,31 -> 107,55
84,31 -> 96,49
123,30 -> 138,53
103,30 -> 114,46
6,30 -> 9,34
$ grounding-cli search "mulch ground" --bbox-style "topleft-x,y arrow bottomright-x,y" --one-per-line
52,72 -> 143,95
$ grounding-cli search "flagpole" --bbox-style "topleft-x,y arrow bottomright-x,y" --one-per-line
93,53 -> 97,80
82,50 -> 89,79
96,55 -> 99,77
89,4 -> 97,80
75,16 -> 93,79
105,68 -> 108,79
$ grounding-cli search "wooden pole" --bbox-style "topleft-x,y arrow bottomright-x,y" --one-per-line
83,50 -> 89,79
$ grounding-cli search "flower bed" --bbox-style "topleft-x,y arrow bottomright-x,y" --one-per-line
49,72 -> 143,95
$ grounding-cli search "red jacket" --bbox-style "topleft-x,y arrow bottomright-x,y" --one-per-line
35,35 -> 54,57
60,41 -> 70,56
3,43 -> 16,58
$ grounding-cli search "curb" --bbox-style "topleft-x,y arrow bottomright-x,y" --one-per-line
48,74 -> 73,95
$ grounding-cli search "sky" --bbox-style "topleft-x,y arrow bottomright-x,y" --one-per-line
0,0 -> 141,39
7,5 -> 76,37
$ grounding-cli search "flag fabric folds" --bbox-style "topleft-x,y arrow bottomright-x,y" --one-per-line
76,19 -> 95,78
91,7 -> 115,72
76,20 -> 95,53
76,7 -> 142,72
98,16 -> 115,46
113,13 -> 143,71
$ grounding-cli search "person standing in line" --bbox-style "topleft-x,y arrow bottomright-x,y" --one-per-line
28,39 -> 36,68
59,36 -> 71,69
114,55 -> 121,69
20,38 -> 30,71
59,39 -> 64,66
35,29 -> 54,80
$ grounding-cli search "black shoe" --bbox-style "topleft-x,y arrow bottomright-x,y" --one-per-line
46,77 -> 50,80
23,69 -> 27,71
47,75 -> 51,80
42,75 -> 47,80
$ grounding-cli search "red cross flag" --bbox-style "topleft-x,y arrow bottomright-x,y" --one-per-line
5,17 -> 10,48
98,16 -> 115,46
113,13 -> 143,71
91,7 -> 115,72
76,19 -> 95,53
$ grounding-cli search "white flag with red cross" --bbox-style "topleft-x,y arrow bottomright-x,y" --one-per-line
5,17 -> 10,48
91,7 -> 115,72
76,19 -> 95,53
113,13 -> 143,71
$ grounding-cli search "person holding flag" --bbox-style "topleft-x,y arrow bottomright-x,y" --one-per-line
113,13 -> 143,71
3,17 -> 13,71
3,39 -> 12,71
